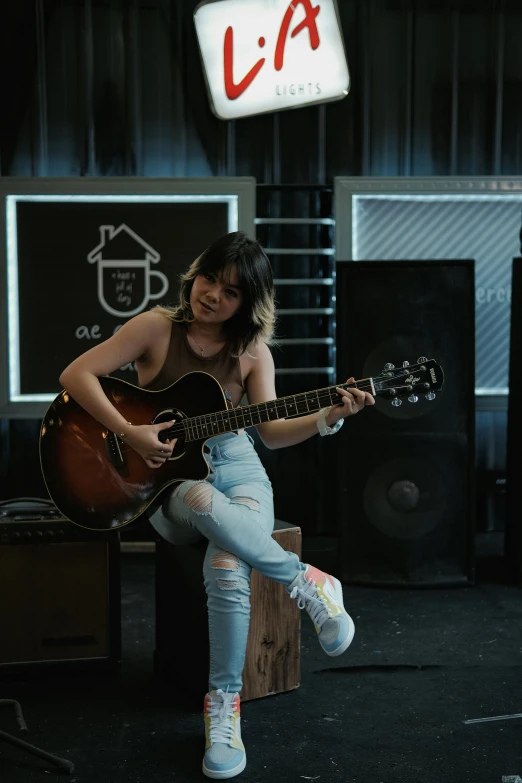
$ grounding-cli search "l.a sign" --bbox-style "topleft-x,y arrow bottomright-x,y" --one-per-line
194,0 -> 350,120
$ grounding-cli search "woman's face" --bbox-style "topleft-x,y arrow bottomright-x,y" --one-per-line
190,265 -> 244,326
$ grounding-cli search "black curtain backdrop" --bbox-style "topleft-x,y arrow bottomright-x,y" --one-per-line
1,0 -> 522,181
0,0 -> 517,537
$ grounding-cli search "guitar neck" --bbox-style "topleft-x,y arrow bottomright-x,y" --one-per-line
183,379 -> 374,442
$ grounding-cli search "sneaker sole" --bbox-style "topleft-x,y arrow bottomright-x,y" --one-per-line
202,754 -> 247,779
323,577 -> 356,657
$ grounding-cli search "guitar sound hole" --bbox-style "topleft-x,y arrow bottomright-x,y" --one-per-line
153,408 -> 186,459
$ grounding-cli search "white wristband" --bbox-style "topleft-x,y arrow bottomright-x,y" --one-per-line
316,407 -> 344,437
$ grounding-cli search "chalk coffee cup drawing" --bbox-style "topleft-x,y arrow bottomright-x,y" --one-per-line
87,224 -> 169,317
96,260 -> 169,317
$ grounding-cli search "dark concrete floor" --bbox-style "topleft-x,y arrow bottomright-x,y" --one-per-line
1,542 -> 521,783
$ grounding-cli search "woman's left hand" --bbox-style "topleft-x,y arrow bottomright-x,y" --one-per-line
327,377 -> 375,425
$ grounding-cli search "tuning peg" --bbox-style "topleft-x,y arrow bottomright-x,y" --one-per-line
391,398 -> 402,407
408,394 -> 419,403
384,363 -> 395,370
425,392 -> 436,401
402,361 -> 410,367
417,356 -> 428,363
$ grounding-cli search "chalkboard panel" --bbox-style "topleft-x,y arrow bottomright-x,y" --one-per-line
0,178 -> 256,417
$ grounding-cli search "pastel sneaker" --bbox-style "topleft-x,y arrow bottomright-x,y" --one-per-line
202,689 -> 246,780
287,564 -> 355,657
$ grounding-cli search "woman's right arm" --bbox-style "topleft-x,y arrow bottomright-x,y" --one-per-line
59,311 -> 175,467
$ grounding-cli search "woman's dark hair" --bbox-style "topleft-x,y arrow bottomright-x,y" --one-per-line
153,232 -> 276,357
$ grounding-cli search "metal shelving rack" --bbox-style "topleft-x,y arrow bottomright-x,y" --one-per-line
255,186 -> 336,394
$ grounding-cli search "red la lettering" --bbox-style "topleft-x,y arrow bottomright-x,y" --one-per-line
223,1 -> 321,101
224,26 -> 265,100
275,0 -> 321,71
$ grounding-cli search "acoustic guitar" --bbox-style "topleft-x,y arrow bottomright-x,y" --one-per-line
39,358 -> 444,531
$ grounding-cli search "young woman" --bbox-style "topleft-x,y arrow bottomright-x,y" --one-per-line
59,231 -> 375,780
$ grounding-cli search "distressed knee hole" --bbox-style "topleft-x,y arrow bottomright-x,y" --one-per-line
230,496 -> 260,512
210,553 -> 240,571
184,482 -> 213,513
216,579 -> 240,590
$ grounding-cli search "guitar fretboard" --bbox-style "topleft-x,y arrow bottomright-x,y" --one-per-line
182,381 -> 369,442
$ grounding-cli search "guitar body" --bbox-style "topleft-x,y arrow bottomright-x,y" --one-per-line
40,357 -> 444,532
40,372 -> 228,531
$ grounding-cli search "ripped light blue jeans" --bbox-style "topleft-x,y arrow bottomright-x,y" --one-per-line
148,431 -> 306,694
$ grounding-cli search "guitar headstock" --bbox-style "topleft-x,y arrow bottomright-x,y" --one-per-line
372,358 -> 444,406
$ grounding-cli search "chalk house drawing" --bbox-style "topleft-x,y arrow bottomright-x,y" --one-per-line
87,224 -> 169,317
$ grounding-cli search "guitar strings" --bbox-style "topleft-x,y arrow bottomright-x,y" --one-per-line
180,385 -> 372,439
115,372 -> 416,449
185,379 -> 378,428
114,381 -> 378,447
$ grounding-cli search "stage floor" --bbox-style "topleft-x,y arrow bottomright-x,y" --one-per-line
1,539 -> 521,783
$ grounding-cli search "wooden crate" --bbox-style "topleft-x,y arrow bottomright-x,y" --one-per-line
241,521 -> 301,701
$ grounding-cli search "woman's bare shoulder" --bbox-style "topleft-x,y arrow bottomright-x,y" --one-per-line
126,309 -> 173,336
247,337 -> 272,358
241,339 -> 273,379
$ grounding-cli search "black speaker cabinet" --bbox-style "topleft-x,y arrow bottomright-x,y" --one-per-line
336,260 -> 476,586
506,257 -> 522,584
0,503 -> 121,674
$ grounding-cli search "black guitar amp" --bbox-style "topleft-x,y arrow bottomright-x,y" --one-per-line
0,498 -> 121,675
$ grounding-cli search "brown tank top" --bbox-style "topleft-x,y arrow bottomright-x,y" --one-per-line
143,321 -> 245,406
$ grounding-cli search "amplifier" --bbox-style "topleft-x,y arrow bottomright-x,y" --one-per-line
0,499 -> 121,674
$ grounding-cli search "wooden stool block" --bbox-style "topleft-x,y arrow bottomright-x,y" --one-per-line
241,521 -> 301,702
154,520 -> 302,704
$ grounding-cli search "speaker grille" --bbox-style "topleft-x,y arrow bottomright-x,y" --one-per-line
0,519 -> 120,672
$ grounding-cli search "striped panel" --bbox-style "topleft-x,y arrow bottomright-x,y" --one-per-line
353,197 -> 520,391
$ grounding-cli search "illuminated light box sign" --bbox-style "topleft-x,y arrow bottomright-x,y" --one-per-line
334,176 -> 522,405
0,178 -> 256,417
194,0 -> 349,120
